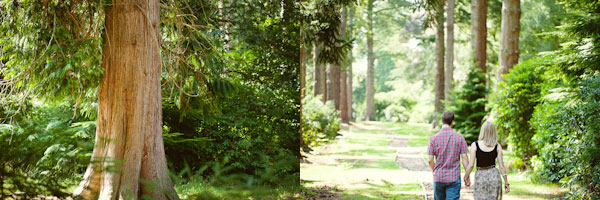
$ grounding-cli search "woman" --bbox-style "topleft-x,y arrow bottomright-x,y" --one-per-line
464,121 -> 510,199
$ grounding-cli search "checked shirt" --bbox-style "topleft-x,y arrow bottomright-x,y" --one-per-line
427,127 -> 468,183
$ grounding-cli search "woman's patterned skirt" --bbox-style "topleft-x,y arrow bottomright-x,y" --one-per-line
474,168 -> 502,200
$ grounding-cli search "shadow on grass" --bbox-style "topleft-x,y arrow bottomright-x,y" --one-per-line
176,180 -> 299,200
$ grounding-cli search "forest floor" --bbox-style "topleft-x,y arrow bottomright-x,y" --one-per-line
300,121 -> 567,200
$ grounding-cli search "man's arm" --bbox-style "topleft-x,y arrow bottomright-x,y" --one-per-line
428,155 -> 435,171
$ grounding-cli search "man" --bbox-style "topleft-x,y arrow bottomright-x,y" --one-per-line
427,111 -> 470,200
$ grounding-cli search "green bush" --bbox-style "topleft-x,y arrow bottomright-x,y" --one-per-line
529,75 -> 600,199
448,67 -> 489,144
301,94 -> 340,148
494,56 -> 551,163
0,103 -> 94,197
163,84 -> 299,186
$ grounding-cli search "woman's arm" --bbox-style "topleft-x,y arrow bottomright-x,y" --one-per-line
497,143 -> 510,193
464,142 -> 477,186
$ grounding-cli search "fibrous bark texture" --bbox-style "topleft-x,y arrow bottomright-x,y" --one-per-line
434,3 -> 445,117
498,0 -> 520,82
365,0 -> 375,121
74,1 -> 177,199
339,7 -> 349,123
313,45 -> 327,103
445,0 -> 455,101
472,0 -> 488,79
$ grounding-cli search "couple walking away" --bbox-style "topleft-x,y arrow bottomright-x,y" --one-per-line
428,111 -> 510,200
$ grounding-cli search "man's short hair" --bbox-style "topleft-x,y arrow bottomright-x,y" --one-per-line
442,111 -> 454,125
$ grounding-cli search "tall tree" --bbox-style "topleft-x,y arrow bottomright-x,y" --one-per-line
472,0 -> 488,80
340,7 -> 349,123
445,0 -> 455,101
300,35 -> 307,152
346,5 -> 354,122
73,1 -> 177,199
314,45 -> 327,102
434,0 -> 445,124
497,0 -> 521,83
365,0 -> 376,121
327,62 -> 341,110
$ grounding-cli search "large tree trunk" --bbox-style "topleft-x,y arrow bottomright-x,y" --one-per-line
73,1 -> 178,199
472,0 -> 488,80
340,7 -> 349,123
445,0 -> 454,101
498,0 -> 520,82
347,5 -> 354,122
313,45 -> 326,102
434,1 -> 445,126
327,63 -> 341,110
365,0 -> 375,121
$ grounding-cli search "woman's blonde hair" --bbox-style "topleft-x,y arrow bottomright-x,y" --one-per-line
479,121 -> 498,147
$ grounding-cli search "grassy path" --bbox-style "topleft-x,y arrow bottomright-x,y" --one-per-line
301,121 -> 567,200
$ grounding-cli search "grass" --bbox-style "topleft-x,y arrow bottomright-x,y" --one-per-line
175,178 -> 299,200
301,122 -> 424,199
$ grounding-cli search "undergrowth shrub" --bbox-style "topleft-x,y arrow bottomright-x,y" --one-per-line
0,103 -> 94,197
301,94 -> 340,148
494,56 -> 551,164
163,84 -> 299,186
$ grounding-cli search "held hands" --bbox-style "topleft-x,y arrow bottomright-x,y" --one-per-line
504,183 -> 510,193
464,174 -> 471,187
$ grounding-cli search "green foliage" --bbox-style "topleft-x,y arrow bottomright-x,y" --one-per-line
302,94 -> 340,147
0,103 -> 94,197
494,56 -> 552,162
163,84 -> 299,186
448,67 -> 488,144
528,75 -> 600,199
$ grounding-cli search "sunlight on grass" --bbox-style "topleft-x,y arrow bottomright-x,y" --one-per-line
175,180 -> 298,200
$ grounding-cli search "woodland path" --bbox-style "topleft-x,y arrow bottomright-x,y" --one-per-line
301,121 -> 566,200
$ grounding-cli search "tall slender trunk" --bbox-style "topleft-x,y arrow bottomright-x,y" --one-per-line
74,1 -> 177,199
327,63 -> 341,110
300,43 -> 307,150
498,0 -> 520,83
313,45 -> 326,102
445,0 -> 454,101
340,7 -> 349,123
434,1 -> 445,124
365,0 -> 375,121
472,0 -> 488,80
347,5 -> 354,122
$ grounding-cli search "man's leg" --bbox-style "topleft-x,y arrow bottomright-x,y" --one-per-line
445,178 -> 462,200
433,182 -> 447,200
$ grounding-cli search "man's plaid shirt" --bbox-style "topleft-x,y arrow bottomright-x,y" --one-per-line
427,126 -> 468,183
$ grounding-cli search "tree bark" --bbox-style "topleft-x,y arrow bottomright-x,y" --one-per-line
498,0 -> 520,83
347,5 -> 354,122
327,63 -> 341,110
73,1 -> 177,199
313,45 -> 326,102
300,43 -> 307,150
445,0 -> 454,101
365,0 -> 376,121
472,0 -> 488,80
340,7 -> 349,123
434,1 -> 445,121
340,71 -> 348,123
